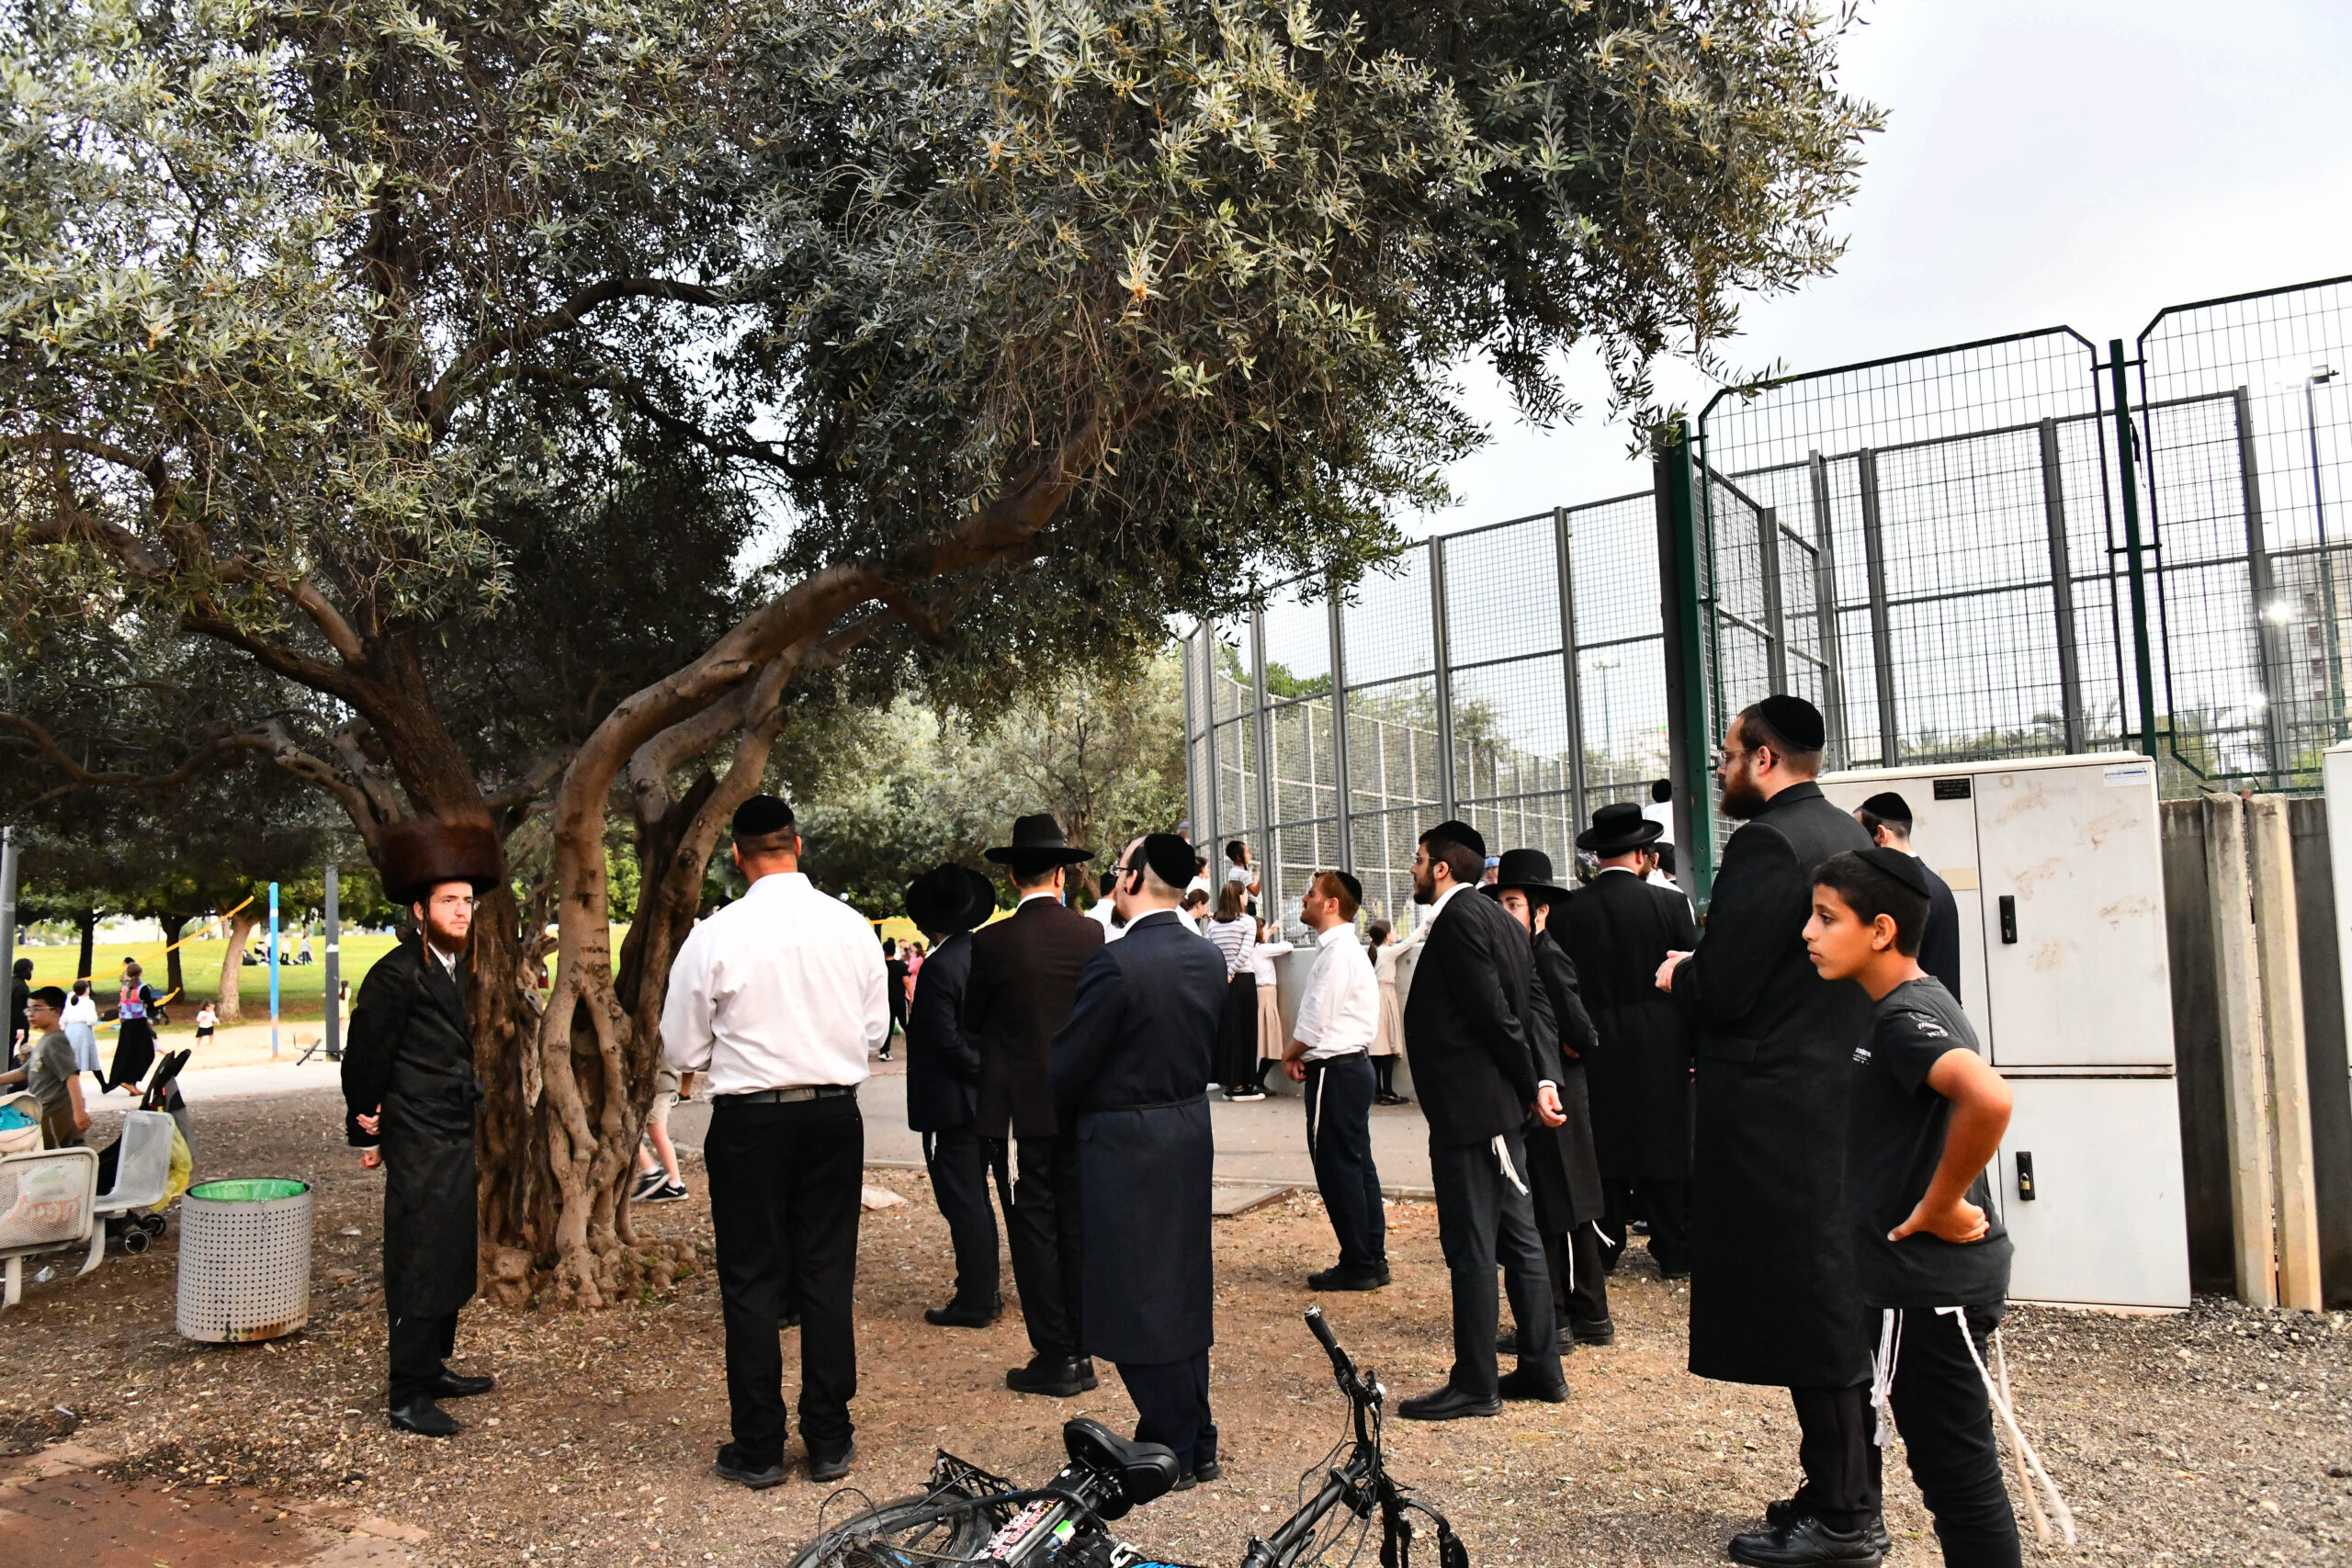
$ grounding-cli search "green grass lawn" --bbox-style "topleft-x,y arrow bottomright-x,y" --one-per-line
17,934 -> 402,1023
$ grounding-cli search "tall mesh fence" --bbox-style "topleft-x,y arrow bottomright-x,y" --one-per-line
1183,275 -> 2352,907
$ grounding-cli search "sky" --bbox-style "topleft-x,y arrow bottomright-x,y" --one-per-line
1415,0 -> 2352,532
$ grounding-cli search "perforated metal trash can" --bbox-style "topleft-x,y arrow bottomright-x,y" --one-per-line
175,1178 -> 312,1342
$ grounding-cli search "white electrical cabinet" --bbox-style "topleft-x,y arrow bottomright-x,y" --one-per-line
1818,752 -> 2191,1310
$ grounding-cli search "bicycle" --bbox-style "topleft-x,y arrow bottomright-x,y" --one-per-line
786,1309 -> 1468,1568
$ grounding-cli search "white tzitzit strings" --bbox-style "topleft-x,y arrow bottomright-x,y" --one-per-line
1939,1307 -> 2077,1548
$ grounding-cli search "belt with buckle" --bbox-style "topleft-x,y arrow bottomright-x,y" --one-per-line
721,1085 -> 857,1105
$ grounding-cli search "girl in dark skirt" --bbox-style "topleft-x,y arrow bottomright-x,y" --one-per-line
105,961 -> 158,1094
1204,885 -> 1261,1100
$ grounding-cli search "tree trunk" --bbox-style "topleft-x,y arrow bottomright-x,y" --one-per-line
74,908 -> 96,989
159,914 -> 188,1000
217,908 -> 260,1021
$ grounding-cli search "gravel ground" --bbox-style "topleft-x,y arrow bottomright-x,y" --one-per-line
1,1089 -> 2346,1567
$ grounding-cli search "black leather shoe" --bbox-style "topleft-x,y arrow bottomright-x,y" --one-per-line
778,1311 -> 802,1330
1193,1457 -> 1221,1483
924,1301 -> 995,1328
1005,1355 -> 1091,1396
715,1442 -> 787,1490
1495,1366 -> 1568,1404
1764,1500 -> 1891,1557
1307,1265 -> 1390,1292
1727,1515 -> 1884,1566
1396,1384 -> 1503,1421
808,1442 -> 856,1483
428,1371 -> 496,1398
1170,1470 -> 1197,1492
389,1397 -> 458,1437
1569,1315 -> 1616,1347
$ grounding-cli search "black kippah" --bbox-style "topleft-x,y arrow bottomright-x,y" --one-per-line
1427,818 -> 1487,860
1755,694 -> 1826,752
1860,791 -> 1913,825
1856,845 -> 1930,898
1136,832 -> 1196,889
1332,870 -> 1363,908
731,794 -> 796,838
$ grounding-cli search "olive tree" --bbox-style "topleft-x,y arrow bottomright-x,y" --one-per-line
0,0 -> 1878,1302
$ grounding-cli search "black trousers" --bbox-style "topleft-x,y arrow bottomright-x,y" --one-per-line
1117,1352 -> 1216,1473
706,1094 -> 864,1461
989,1134 -> 1085,1359
1304,1054 -> 1385,1272
1873,1304 -> 2022,1568
1600,1177 -> 1692,1275
922,1124 -> 1001,1312
1789,1382 -> 1877,1531
1428,1133 -> 1559,1400
1541,1222 -> 1611,1328
388,1308 -> 459,1404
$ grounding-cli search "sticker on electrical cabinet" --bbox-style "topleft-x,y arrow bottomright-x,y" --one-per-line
2102,763 -> 2151,788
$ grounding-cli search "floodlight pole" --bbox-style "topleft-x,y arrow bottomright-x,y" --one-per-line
0,827 -> 17,1042
268,881 -> 281,1060
323,863 -> 341,1061
2109,340 -> 2163,761
2305,371 -> 2345,738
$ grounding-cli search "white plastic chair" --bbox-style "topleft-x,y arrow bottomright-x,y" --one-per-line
0,1146 -> 97,1309
90,1110 -> 175,1259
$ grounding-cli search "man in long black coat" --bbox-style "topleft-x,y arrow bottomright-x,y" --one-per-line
1658,696 -> 1880,1565
1486,850 -> 1613,1348
1559,802 -> 1701,1277
962,813 -> 1103,1396
1050,834 -> 1227,1485
343,817 -> 503,1438
1398,820 -> 1565,1419
904,863 -> 1002,1328
1856,791 -> 1963,1002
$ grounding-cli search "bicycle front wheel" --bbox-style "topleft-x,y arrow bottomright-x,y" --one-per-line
785,1493 -> 997,1568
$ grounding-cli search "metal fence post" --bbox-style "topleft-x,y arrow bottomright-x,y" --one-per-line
2109,338 -> 2163,761
1328,588 -> 1353,874
2038,418 -> 2087,752
2234,388 -> 2290,784
1554,505 -> 1589,833
1199,627 -> 1219,852
1657,423 -> 1715,900
1250,607 -> 1275,870
0,827 -> 16,1004
1430,536 -> 1457,821
1758,504 -> 1790,694
1806,452 -> 1849,769
1857,448 -> 1900,765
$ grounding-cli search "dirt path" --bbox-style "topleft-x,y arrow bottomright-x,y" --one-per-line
1,1090 -> 2346,1566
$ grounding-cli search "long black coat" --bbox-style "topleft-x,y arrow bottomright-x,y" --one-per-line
904,931 -> 980,1134
342,935 -> 481,1318
964,897 -> 1104,1140
1918,860 -> 1963,1004
1671,781 -> 1873,1387
1400,888 -> 1542,1147
1049,908 -> 1225,1366
1524,931 -> 1605,1231
1557,869 -> 1700,1180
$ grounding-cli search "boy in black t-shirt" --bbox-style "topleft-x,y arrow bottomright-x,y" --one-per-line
1797,848 -> 2021,1568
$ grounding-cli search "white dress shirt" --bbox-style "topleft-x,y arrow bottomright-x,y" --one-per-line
661,871 -> 888,1095
1292,927 -> 1380,1061
1245,938 -> 1292,984
1082,896 -> 1128,942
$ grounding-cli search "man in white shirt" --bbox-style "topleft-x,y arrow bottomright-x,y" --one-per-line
1281,870 -> 1388,1291
1082,870 -> 1126,941
662,795 -> 888,1490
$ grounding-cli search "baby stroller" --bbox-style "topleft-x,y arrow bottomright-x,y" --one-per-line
90,1051 -> 194,1255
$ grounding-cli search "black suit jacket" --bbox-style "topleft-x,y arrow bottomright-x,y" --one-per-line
963,896 -> 1105,1140
1401,885 -> 1542,1146
1556,868 -> 1698,1179
1917,859 -> 1963,1004
904,930 -> 981,1134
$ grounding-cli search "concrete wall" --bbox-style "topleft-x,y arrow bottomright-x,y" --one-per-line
2160,797 -> 2352,1306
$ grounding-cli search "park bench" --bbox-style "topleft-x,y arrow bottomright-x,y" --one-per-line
0,1110 -> 176,1309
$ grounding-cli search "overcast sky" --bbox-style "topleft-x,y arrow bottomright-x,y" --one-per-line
1416,0 -> 2352,531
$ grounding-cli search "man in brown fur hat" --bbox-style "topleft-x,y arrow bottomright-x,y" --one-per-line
343,815 -> 503,1437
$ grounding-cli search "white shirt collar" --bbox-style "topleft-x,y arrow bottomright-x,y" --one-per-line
1017,888 -> 1062,908
428,943 -> 459,976
1128,906 -> 1183,928
1428,880 -> 1472,920
1596,864 -> 1642,878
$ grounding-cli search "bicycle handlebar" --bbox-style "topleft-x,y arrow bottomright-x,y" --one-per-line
1304,1306 -> 1347,1372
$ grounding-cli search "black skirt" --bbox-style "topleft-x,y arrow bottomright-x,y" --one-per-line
106,1018 -> 156,1094
1215,974 -> 1259,1089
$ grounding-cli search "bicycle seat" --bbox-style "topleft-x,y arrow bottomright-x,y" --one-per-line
1062,1417 -> 1181,1518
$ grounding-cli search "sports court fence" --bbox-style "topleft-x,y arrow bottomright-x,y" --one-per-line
1184,273 -> 2352,919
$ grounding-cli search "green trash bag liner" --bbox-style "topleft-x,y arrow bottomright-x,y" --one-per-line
187,1178 -> 311,1201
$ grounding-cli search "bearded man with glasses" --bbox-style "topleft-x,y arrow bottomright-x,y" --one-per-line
343,816 -> 505,1438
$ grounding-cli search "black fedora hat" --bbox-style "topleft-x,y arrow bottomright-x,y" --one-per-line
1577,801 -> 1663,856
906,863 -> 995,936
1481,847 -> 1570,905
985,812 -> 1093,867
